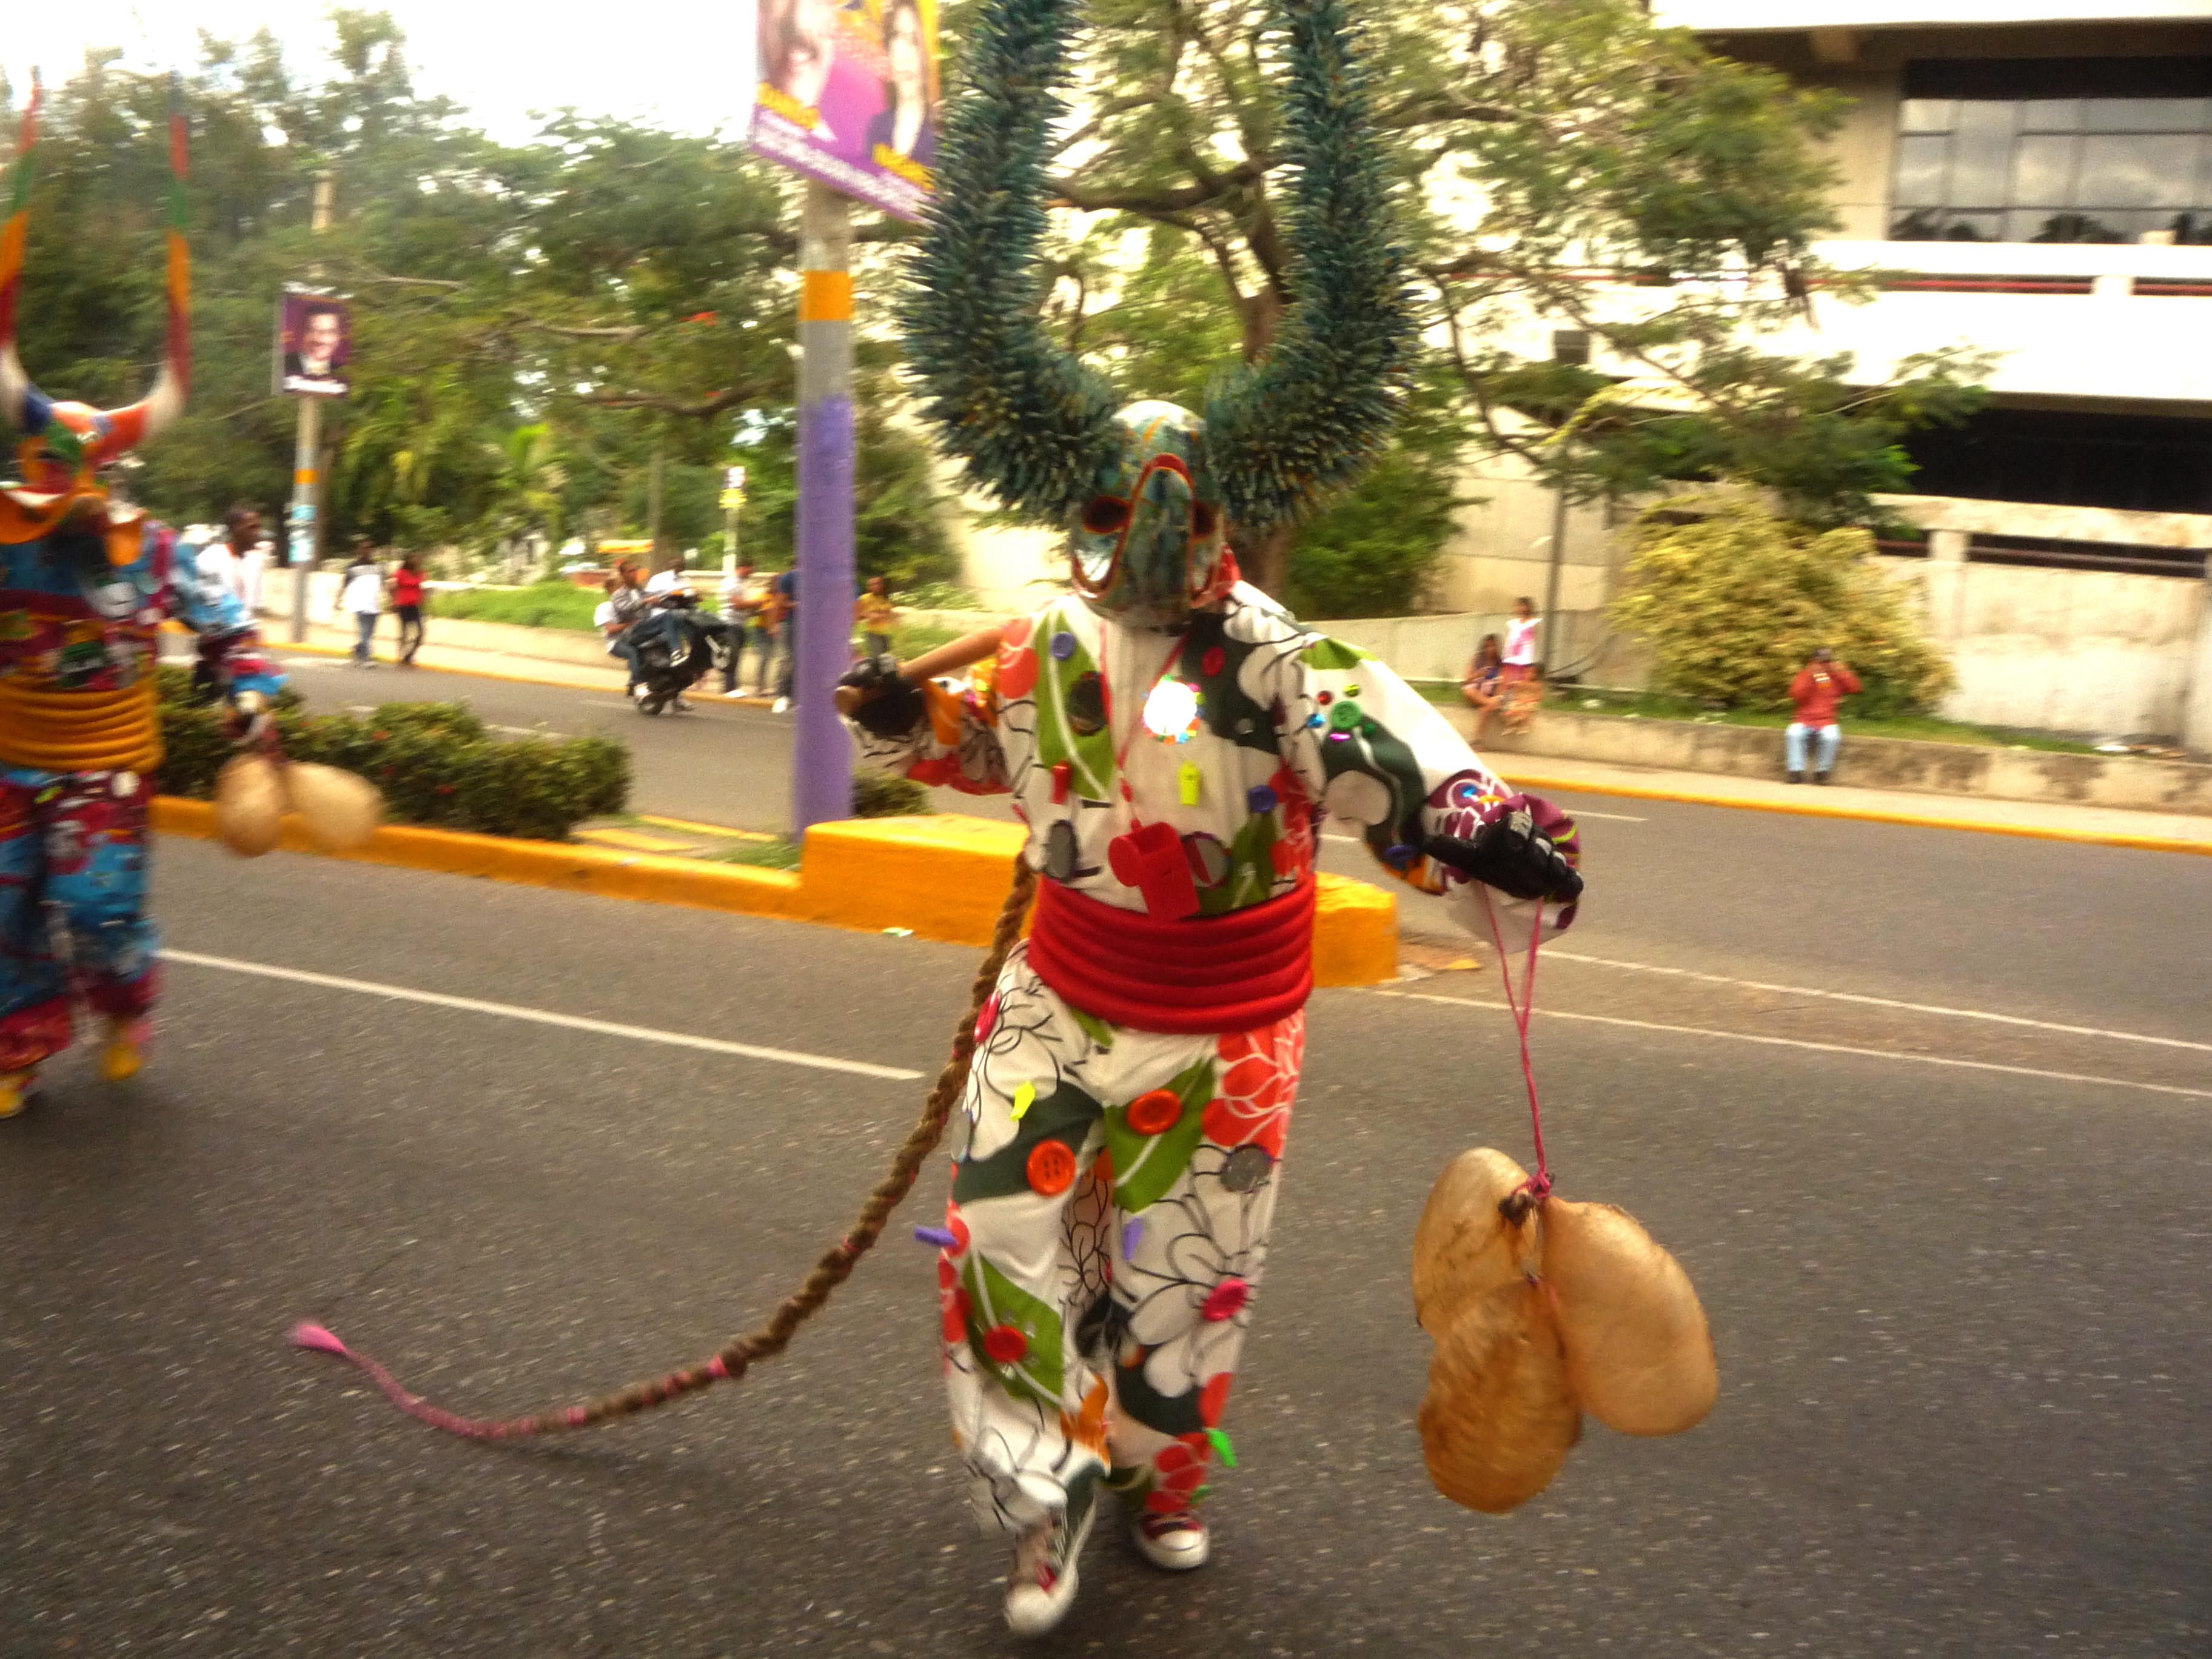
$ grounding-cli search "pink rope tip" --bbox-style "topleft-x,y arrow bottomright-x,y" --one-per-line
290,1322 -> 351,1357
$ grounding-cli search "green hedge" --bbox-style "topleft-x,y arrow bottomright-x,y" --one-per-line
156,668 -> 630,841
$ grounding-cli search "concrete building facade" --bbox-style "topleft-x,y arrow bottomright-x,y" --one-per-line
1436,1 -> 2212,744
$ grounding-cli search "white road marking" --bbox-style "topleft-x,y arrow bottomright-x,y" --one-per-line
161,949 -> 923,1081
1541,950 -> 2212,1055
492,723 -> 570,740
1368,988 -> 2212,1102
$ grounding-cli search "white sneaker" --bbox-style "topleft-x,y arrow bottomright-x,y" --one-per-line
771,697 -> 790,714
1004,1502 -> 1096,1638
722,689 -> 746,699
1130,1509 -> 1210,1572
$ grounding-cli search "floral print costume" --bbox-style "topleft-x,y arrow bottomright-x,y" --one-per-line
856,581 -> 1576,1541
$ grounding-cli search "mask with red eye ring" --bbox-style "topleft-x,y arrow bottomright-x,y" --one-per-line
1068,400 -> 1229,632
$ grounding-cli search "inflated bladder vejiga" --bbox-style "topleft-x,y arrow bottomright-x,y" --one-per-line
1411,1148 -> 1717,1513
213,754 -> 284,857
283,762 -> 383,853
1540,1195 -> 1718,1438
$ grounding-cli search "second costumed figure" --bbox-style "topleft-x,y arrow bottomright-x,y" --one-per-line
842,0 -> 1587,1635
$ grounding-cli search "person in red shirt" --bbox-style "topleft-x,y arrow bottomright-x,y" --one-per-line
1786,646 -> 1860,783
390,553 -> 426,667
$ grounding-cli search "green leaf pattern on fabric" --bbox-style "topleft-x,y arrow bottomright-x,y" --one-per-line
1069,1007 -> 1117,1051
1297,636 -> 1370,672
964,1250 -> 1067,1410
1031,605 -> 1115,800
952,1080 -> 1102,1203
1196,803 -> 1279,916
1102,1057 -> 1217,1213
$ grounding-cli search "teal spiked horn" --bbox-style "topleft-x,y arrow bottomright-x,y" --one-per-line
901,0 -> 1413,534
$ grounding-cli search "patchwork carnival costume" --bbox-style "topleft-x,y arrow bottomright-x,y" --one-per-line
845,0 -> 1586,1633
0,84 -> 280,1114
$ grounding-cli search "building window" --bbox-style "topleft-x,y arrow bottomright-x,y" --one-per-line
1891,58 -> 2212,243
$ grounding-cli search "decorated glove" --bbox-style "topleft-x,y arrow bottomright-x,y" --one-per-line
836,654 -> 927,739
1421,805 -> 1583,904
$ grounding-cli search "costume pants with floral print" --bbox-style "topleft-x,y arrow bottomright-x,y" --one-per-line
0,768 -> 158,1074
939,943 -> 1303,1538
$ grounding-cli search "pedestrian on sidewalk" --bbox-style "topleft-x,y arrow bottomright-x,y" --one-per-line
193,504 -> 261,613
719,558 -> 766,695
1498,598 -> 1544,734
241,532 -> 271,617
856,574 -> 898,659
338,540 -> 384,666
1460,632 -> 1505,741
390,552 -> 426,666
770,565 -> 798,713
1785,646 -> 1861,784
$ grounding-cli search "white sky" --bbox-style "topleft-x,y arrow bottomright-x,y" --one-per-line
2,1 -> 757,146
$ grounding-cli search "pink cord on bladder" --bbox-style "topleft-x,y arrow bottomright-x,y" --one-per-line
1481,892 -> 1550,1198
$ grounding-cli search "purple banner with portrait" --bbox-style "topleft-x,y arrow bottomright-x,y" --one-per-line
748,0 -> 939,223
273,287 -> 352,398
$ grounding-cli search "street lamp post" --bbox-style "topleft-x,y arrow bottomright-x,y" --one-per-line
287,169 -> 335,645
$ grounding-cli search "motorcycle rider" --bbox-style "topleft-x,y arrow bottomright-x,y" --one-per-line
598,557 -> 673,700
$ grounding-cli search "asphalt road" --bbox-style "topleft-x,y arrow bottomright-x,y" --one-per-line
3,813 -> 2207,1655
273,650 -> 2208,1042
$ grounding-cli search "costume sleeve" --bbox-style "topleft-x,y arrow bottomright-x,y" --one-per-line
1836,664 -> 1862,695
850,663 -> 1012,796
1274,633 -> 1578,947
1789,666 -> 1814,704
163,530 -> 284,701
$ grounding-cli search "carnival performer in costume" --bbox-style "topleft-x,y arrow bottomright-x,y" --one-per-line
842,0 -> 1584,1634
0,83 -> 281,1118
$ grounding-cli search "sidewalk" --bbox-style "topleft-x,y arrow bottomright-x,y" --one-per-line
1494,753 -> 2212,854
252,618 -> 2211,855
275,618 -> 777,705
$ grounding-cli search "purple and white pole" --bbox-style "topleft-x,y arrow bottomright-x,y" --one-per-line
791,180 -> 857,836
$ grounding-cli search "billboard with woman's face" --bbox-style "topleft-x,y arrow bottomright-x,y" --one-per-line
275,287 -> 352,397
749,0 -> 939,221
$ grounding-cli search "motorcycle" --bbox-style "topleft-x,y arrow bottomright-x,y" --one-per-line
625,591 -> 731,716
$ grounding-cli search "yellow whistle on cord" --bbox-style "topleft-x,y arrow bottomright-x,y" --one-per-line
1178,762 -> 1201,806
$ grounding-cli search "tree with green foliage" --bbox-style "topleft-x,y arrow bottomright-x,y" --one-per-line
1420,0 -> 1989,526
0,10 -> 956,580
1609,494 -> 1954,716
951,0 -> 1988,607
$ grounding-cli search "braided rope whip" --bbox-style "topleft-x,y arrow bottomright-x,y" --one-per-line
292,857 -> 1041,1439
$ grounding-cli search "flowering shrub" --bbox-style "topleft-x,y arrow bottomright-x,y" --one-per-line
1609,493 -> 1954,716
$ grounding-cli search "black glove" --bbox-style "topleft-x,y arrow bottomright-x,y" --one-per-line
1421,806 -> 1583,904
837,654 -> 926,739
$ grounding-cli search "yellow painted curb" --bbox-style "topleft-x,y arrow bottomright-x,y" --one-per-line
1493,767 -> 2212,857
801,814 -> 1031,943
152,797 -> 805,916
152,802 -> 1404,984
